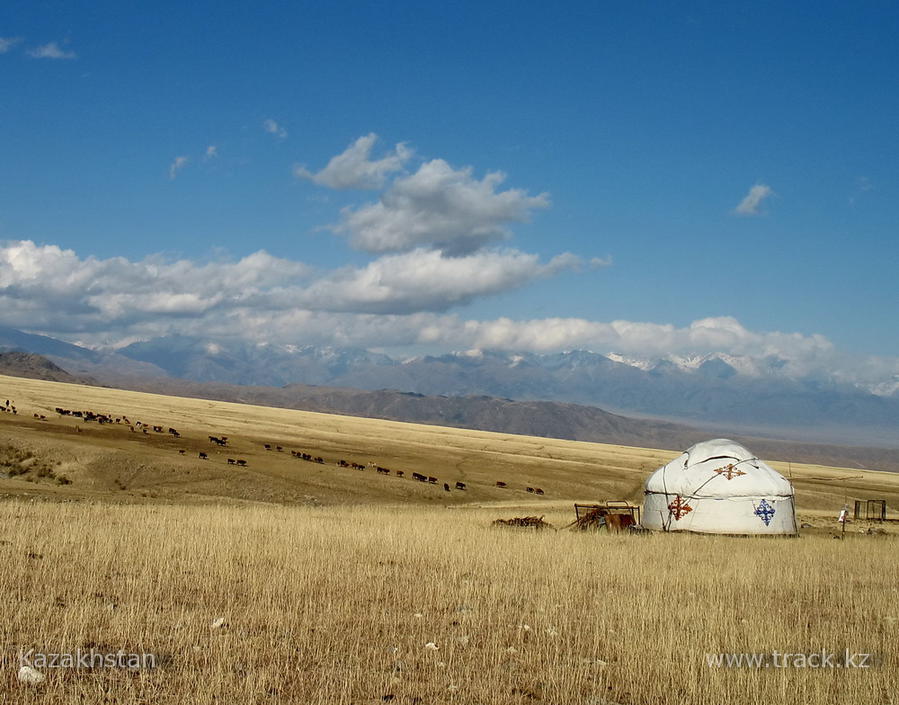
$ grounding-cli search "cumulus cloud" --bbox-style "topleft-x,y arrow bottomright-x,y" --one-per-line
0,240 -> 579,332
415,315 -> 843,373
334,159 -> 550,255
0,241 -> 310,332
734,183 -> 774,216
169,156 -> 189,180
296,248 -> 582,314
0,37 -> 23,53
294,133 -> 412,190
28,42 -> 77,60
205,145 -> 218,160
263,119 -> 287,139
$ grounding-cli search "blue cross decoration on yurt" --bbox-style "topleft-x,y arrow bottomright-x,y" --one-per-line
754,499 -> 776,526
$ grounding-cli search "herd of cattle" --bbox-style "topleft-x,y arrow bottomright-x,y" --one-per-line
4,398 -> 548,497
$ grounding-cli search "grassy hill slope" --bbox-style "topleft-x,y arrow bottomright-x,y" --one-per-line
1,373 -> 898,513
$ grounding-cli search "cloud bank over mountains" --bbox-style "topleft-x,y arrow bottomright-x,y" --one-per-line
1,135 -> 895,392
2,237 -> 897,393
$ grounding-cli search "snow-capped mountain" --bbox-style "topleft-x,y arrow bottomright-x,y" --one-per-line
3,326 -> 897,441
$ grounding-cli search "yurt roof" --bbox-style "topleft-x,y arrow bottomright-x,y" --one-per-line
645,438 -> 793,499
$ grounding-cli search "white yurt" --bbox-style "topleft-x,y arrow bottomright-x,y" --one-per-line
643,438 -> 797,535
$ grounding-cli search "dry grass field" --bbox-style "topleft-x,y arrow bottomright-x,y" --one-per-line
1,374 -> 897,704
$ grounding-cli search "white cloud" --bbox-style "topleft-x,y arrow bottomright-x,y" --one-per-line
0,241 -> 310,333
589,256 -> 613,268
294,133 -> 412,189
263,119 -> 287,139
0,240 -> 576,329
335,159 -> 550,255
1,240 -> 894,389
28,42 -> 77,60
168,156 -> 189,180
296,248 -> 582,314
734,183 -> 774,216
205,145 -> 218,160
414,314 -> 842,372
0,37 -> 23,53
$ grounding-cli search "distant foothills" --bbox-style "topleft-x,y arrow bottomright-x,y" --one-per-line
1,324 -> 898,454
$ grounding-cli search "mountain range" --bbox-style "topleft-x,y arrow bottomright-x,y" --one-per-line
1,325 -> 898,447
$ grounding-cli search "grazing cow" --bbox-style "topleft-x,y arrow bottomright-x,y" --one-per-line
236,459 -> 247,467
443,483 -> 450,492
178,450 -> 186,455
412,472 -> 427,482
264,444 -> 272,450
395,470 -> 404,478
428,476 -> 438,484
376,466 -> 389,475
198,452 -> 208,460
314,457 -> 324,464
535,488 -> 545,495
276,446 -> 283,452
455,482 -> 466,490
526,487 -> 534,493
337,459 -> 349,467
496,481 -> 507,488
142,429 -> 149,434
227,459 -> 236,465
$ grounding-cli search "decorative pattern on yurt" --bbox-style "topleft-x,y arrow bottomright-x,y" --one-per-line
642,438 -> 797,535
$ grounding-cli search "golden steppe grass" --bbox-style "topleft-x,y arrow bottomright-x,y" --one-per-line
1,373 -> 898,703
1,501 -> 896,705
2,374 -> 899,511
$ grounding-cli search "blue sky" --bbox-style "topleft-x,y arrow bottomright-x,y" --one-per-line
1,1 -> 898,379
